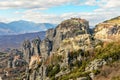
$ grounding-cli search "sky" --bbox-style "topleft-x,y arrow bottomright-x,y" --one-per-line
0,0 -> 120,26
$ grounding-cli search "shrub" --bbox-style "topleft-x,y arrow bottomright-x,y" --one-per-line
46,64 -> 54,76
47,64 -> 60,77
92,69 -> 100,75
95,41 -> 120,62
50,76 -> 55,80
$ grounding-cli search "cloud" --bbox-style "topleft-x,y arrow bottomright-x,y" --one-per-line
0,16 -> 10,22
0,0 -> 78,9
16,8 -> 119,27
103,0 -> 120,8
84,0 -> 97,6
0,0 -> 119,27
0,0 -> 119,10
78,0 -> 120,8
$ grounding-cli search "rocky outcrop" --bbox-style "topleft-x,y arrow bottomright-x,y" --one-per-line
12,58 -> 26,68
46,28 -> 56,41
21,38 -> 52,80
29,55 -> 42,70
22,18 -> 90,62
40,38 -> 52,60
85,59 -> 106,72
53,18 -> 89,51
94,16 -> 120,41
46,18 -> 90,52
22,40 -> 32,63
28,55 -> 47,80
31,37 -> 41,56
23,18 -> 91,80
58,34 -> 93,53
22,37 -> 52,63
7,49 -> 26,68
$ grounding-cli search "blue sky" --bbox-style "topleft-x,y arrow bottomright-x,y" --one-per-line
0,0 -> 120,26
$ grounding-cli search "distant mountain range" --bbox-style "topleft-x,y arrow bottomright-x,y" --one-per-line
0,20 -> 56,35
0,31 -> 46,52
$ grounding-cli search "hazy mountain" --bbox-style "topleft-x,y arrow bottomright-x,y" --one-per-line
0,20 -> 56,35
0,22 -> 13,35
0,31 -> 46,52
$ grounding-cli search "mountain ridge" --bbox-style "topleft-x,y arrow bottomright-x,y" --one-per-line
0,31 -> 46,52
0,20 -> 55,35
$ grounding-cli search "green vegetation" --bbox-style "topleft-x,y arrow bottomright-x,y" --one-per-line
46,64 -> 60,77
95,41 -> 120,62
92,69 -> 100,75
58,71 -> 91,80
73,29 -> 85,35
57,60 -> 90,80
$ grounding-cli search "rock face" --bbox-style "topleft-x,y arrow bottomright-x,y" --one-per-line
24,18 -> 91,80
22,18 -> 92,64
46,18 -> 90,52
46,28 -> 56,41
31,37 -> 41,56
29,55 -> 42,70
28,55 -> 47,80
40,38 -> 52,60
21,38 -> 52,80
22,40 -> 32,63
22,18 -> 91,80
94,16 -> 120,41
20,18 -> 90,79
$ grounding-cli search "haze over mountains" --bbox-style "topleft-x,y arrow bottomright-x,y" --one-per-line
0,31 -> 46,52
0,20 -> 56,35
0,20 -> 56,51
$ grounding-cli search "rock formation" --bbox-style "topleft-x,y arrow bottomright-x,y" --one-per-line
40,38 -> 52,60
46,28 -> 56,41
12,55 -> 26,68
19,17 -> 120,80
21,18 -> 92,80
7,49 -> 26,68
94,16 -> 120,41
22,40 -> 32,63
54,18 -> 89,51
31,37 -> 41,56
85,59 -> 106,72
29,55 -> 42,70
